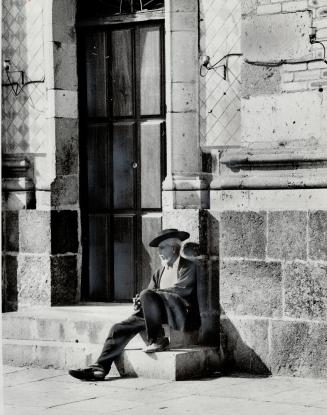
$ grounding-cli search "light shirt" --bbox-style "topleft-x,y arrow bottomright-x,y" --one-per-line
159,256 -> 180,289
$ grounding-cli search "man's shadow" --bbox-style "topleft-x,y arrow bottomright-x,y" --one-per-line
183,242 -> 271,376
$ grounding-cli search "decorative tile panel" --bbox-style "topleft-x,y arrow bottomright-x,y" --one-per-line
2,0 -> 47,154
199,0 -> 242,149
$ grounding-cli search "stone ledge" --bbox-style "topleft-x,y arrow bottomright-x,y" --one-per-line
2,338 -> 222,380
2,338 -> 108,373
118,347 -> 222,380
2,306 -> 199,349
210,189 -> 327,211
211,169 -> 327,190
220,147 -> 327,168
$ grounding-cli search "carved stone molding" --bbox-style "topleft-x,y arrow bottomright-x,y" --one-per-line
220,147 -> 327,169
163,173 -> 210,191
211,147 -> 327,190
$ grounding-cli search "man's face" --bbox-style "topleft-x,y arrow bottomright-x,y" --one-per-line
158,241 -> 176,265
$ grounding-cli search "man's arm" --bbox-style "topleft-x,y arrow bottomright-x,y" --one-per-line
158,259 -> 197,299
133,270 -> 159,311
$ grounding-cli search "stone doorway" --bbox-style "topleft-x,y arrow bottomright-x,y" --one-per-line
78,16 -> 166,301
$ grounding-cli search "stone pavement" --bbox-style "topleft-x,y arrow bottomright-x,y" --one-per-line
3,365 -> 327,415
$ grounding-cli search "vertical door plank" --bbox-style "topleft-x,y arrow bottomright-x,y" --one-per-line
140,121 -> 163,209
139,26 -> 161,116
113,122 -> 135,209
85,31 -> 107,117
113,215 -> 135,300
139,213 -> 162,291
87,125 -> 109,211
88,214 -> 109,300
111,29 -> 134,117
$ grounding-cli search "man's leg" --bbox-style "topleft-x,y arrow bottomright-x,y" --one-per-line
139,289 -> 167,344
96,314 -> 146,374
69,314 -> 145,380
69,290 -> 168,380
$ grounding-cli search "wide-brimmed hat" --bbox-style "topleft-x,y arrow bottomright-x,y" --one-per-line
149,228 -> 190,247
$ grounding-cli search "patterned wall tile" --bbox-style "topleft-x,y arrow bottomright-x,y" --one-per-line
2,0 -> 242,156
2,0 -> 46,154
200,0 -> 242,149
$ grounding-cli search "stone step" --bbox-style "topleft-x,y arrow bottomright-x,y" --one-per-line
3,339 -> 104,372
118,347 -> 222,380
2,306 -> 218,380
2,338 -> 222,380
2,305 -> 198,348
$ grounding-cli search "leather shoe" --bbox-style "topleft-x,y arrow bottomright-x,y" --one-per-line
68,366 -> 105,381
143,337 -> 169,353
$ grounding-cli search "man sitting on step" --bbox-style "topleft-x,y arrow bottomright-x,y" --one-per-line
69,228 -> 206,381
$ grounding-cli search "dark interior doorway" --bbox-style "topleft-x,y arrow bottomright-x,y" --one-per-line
78,19 -> 166,301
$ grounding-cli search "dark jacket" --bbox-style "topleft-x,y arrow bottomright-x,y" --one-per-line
145,256 -> 207,332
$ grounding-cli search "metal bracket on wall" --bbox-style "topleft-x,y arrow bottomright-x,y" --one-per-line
2,67 -> 45,96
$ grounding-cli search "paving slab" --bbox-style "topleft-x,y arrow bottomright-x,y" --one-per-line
3,365 -> 327,415
4,366 -> 67,387
123,397 -> 327,415
4,382 -> 103,409
4,405 -> 47,415
3,366 -> 27,375
195,375 -> 327,402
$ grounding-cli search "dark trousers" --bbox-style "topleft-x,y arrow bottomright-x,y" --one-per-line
96,289 -> 167,374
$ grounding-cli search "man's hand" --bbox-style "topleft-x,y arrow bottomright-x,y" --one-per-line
132,294 -> 141,311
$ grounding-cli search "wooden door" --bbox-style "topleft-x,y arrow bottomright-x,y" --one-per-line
79,22 -> 165,301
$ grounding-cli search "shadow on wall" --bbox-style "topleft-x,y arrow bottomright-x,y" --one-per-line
182,241 -> 220,346
2,210 -> 19,313
205,212 -> 270,375
220,305 -> 271,375
182,242 -> 270,376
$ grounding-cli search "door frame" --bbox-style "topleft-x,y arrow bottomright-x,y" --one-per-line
77,15 -> 166,301
43,0 -> 200,304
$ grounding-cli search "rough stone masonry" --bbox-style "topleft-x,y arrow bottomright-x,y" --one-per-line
213,0 -> 327,377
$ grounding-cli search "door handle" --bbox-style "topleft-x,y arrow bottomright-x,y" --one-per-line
132,162 -> 138,169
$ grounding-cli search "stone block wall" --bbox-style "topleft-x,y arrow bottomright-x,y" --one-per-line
210,190 -> 327,378
214,0 -> 327,377
2,0 -> 81,311
2,209 -> 80,310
